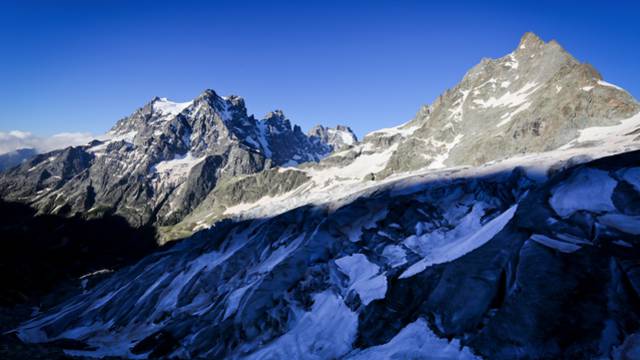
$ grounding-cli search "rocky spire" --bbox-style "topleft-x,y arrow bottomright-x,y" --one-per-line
518,31 -> 545,50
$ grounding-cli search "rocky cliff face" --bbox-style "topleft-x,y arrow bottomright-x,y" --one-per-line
0,90 -> 351,229
308,124 -> 358,151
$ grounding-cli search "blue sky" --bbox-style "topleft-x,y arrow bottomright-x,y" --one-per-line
0,0 -> 638,140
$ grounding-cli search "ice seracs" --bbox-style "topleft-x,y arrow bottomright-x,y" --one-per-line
549,168 -> 618,217
400,204 -> 518,279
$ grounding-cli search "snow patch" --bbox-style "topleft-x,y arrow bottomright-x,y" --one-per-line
597,80 -> 625,91
530,234 -> 582,253
496,101 -> 531,127
504,54 -> 519,69
106,130 -> 137,144
367,121 -> 420,138
152,152 -> 206,185
473,81 -> 538,110
562,112 -> 640,150
427,134 -> 464,169
328,128 -> 356,145
335,254 -> 387,305
448,89 -> 471,120
153,98 -> 192,116
309,144 -> 398,185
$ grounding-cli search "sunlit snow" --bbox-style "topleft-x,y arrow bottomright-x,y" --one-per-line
153,98 -> 193,116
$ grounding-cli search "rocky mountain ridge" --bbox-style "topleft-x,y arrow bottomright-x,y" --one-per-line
0,90 -> 354,230
371,32 -> 639,175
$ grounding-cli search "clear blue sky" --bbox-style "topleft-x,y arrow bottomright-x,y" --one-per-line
0,0 -> 638,138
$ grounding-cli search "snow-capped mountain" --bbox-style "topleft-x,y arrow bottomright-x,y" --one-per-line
5,32 -> 640,359
373,32 -> 639,175
0,90 -> 351,230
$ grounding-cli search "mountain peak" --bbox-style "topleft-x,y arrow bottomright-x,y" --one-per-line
335,124 -> 354,133
377,32 -> 639,176
518,31 -> 545,50
308,124 -> 358,149
193,89 -> 223,106
264,110 -> 287,123
266,109 -> 285,117
199,88 -> 218,98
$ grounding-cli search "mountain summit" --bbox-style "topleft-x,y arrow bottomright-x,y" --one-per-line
308,124 -> 358,150
374,32 -> 638,175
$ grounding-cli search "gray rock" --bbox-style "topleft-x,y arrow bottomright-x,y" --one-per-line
0,90 -> 345,234
308,124 -> 358,151
378,32 -> 639,176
